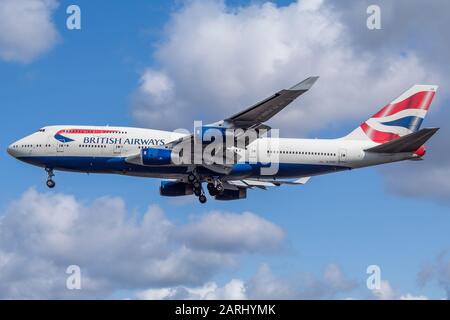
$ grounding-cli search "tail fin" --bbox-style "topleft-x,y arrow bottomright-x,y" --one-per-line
345,84 -> 438,143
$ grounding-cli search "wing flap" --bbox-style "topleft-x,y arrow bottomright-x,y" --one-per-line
226,177 -> 311,189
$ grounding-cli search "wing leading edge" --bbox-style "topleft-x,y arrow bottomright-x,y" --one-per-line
225,76 -> 319,128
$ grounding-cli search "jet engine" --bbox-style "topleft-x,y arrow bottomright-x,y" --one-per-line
215,188 -> 247,200
159,180 -> 193,197
195,126 -> 228,144
142,148 -> 173,165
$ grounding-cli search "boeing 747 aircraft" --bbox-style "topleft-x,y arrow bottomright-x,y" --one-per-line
7,77 -> 439,203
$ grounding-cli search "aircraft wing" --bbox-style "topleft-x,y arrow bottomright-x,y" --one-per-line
225,76 -> 319,128
139,77 -> 318,175
163,76 -> 318,149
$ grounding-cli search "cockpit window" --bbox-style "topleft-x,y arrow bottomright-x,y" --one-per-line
38,128 -> 46,132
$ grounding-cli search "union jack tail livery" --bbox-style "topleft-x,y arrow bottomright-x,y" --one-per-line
346,84 -> 438,143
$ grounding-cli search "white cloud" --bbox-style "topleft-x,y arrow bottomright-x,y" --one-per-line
135,269 -> 436,300
0,189 -> 283,299
136,263 -> 358,300
136,279 -> 247,300
417,250 -> 450,299
131,0 -> 435,134
246,263 -> 298,299
400,293 -> 429,300
139,70 -> 174,101
323,263 -> 357,293
212,279 -> 247,300
371,280 -> 396,300
369,280 -> 431,300
178,211 -> 284,253
0,0 -> 59,63
246,263 -> 357,299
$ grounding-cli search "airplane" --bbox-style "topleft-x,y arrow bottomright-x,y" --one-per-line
7,77 -> 439,204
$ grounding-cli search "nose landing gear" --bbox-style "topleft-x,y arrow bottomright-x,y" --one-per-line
46,179 -> 56,188
45,168 -> 55,189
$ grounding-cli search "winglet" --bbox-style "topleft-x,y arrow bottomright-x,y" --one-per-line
289,76 -> 319,91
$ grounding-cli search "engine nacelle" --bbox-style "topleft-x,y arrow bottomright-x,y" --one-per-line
159,181 -> 193,197
195,126 -> 228,144
215,188 -> 247,201
142,148 -> 173,165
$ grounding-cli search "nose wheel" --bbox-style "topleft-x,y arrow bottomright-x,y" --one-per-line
45,168 -> 55,189
46,179 -> 56,189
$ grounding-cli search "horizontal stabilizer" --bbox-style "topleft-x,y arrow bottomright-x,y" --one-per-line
365,128 -> 439,153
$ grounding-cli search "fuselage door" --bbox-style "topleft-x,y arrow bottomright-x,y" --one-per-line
56,143 -> 65,153
338,148 -> 347,163
28,143 -> 36,155
113,144 -> 122,155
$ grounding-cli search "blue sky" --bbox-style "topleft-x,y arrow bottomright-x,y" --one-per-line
1,0 -> 449,299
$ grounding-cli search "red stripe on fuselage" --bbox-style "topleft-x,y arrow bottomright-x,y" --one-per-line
360,122 -> 400,143
56,129 -> 121,135
371,91 -> 435,118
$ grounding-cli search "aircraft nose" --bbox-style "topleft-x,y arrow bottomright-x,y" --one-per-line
7,143 -> 16,157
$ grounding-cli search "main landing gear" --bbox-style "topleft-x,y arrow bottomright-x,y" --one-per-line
198,194 -> 207,204
188,173 -> 225,204
206,181 -> 224,196
188,173 -> 196,184
45,168 -> 56,189
188,172 -> 208,204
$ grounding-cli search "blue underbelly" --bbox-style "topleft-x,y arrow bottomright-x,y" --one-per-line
230,162 -> 349,177
18,156 -> 188,175
18,156 -> 349,178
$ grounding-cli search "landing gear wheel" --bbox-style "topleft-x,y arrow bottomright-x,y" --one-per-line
193,181 -> 201,189
207,183 -> 217,196
188,173 -> 196,183
46,179 -> 55,189
199,194 -> 207,204
193,187 -> 202,197
215,183 -> 224,194
45,168 -> 55,189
